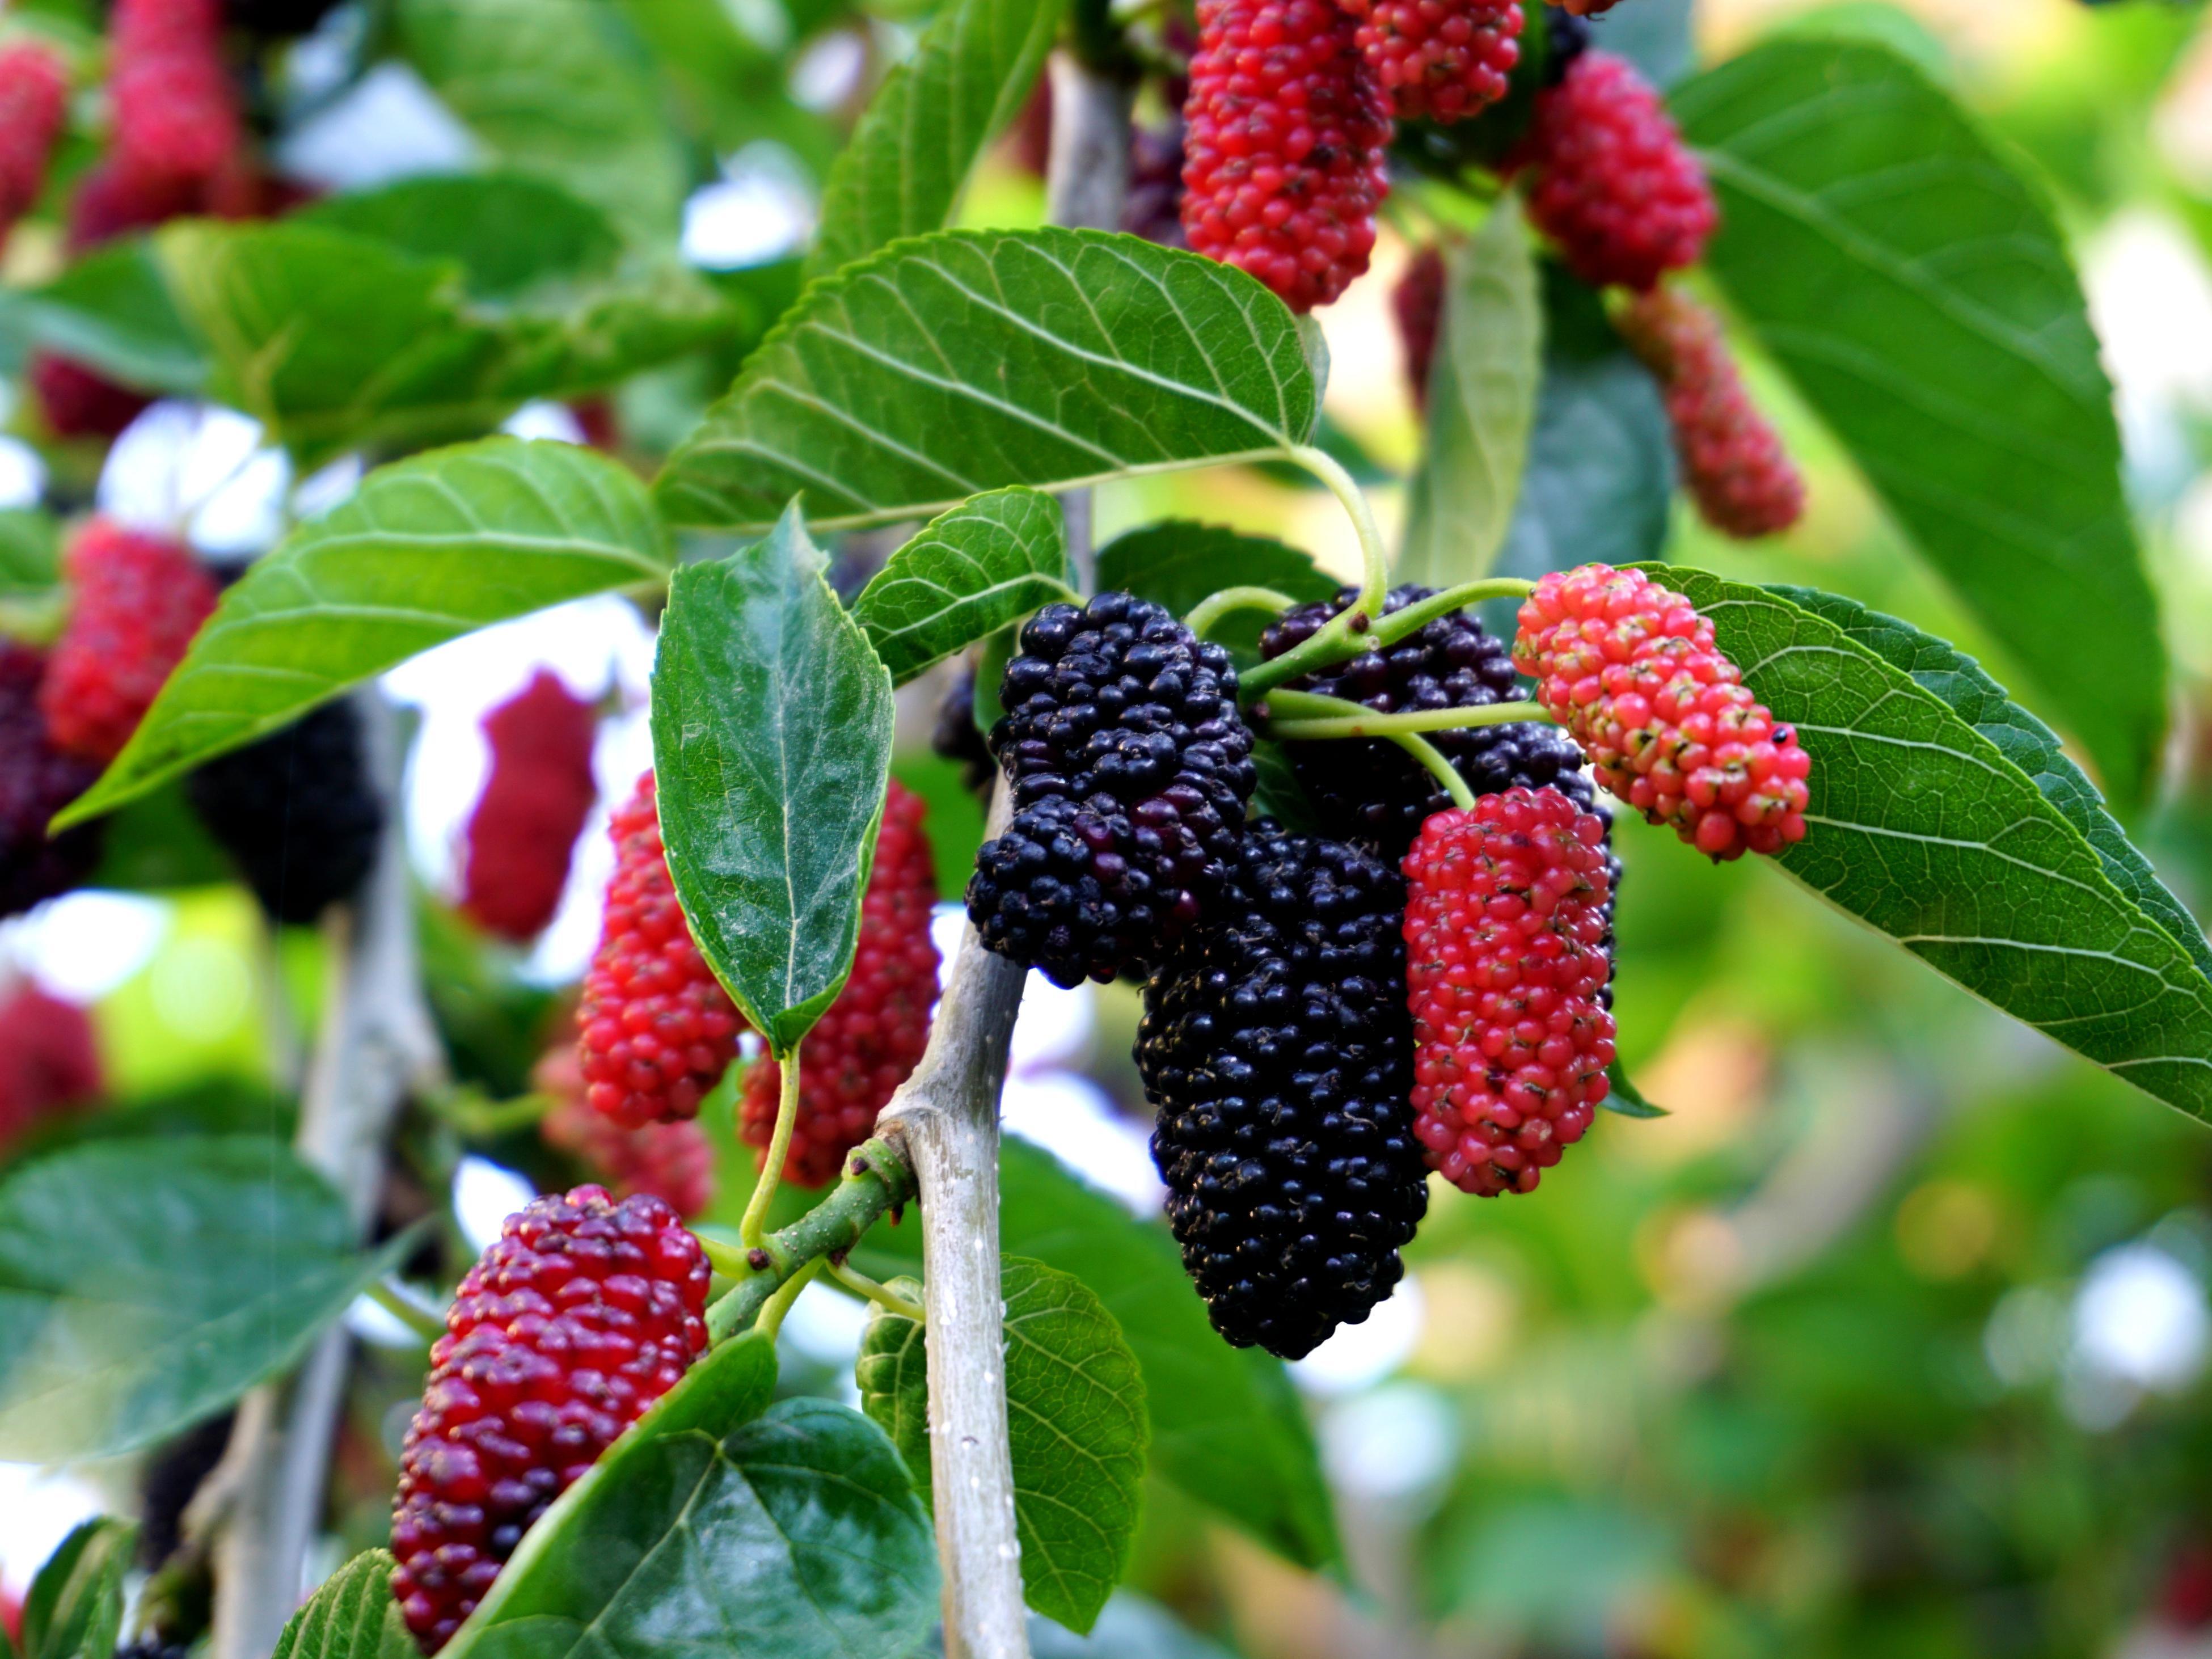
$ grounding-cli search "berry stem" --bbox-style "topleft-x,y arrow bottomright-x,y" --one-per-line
1184,585 -> 1301,636
828,1260 -> 928,1322
697,1232 -> 756,1281
1258,687 -> 1555,740
364,1277 -> 445,1344
1393,731 -> 1478,811
1365,577 -> 1535,648
1290,444 -> 1388,626
739,1037 -> 804,1251
755,1256 -> 826,1343
704,1130 -> 921,1341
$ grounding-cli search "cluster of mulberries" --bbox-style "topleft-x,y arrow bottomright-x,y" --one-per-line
1509,50 -> 1715,292
575,774 -> 744,1128
1513,563 -> 1811,858
40,520 -> 218,765
967,593 -> 1257,987
742,781 -> 939,1188
389,1186 -> 710,1652
1340,0 -> 1522,123
1402,787 -> 1615,1196
1139,821 -> 1428,1358
108,0 -> 240,193
186,699 -> 383,923
460,671 -> 600,943
1259,585 -> 1597,859
0,44 -> 65,242
537,1039 -> 715,1220
1618,284 -> 1806,539
1179,0 -> 1392,311
0,641 -> 104,921
0,981 -> 102,1155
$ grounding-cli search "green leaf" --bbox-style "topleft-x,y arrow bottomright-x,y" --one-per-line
0,1137 -> 410,1460
852,486 -> 1076,685
0,507 -> 58,597
1095,520 -> 1338,663
807,0 -> 1066,279
155,218 -> 729,464
1674,40 -> 2168,804
1776,584 -> 2212,983
657,228 -> 1320,532
394,0 -> 688,237
444,1334 -> 938,1659
298,172 -> 623,301
651,504 -> 897,1054
1603,1063 -> 1668,1118
0,239 -> 206,396
859,1258 -> 1150,1634
1643,565 -> 2212,1121
1491,268 -> 1673,589
22,1521 -> 132,1659
1399,202 -> 1540,588
270,1551 -> 416,1659
58,438 -> 667,826
856,1139 -> 1342,1572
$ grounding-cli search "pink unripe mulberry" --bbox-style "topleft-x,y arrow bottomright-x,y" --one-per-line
40,518 -> 217,764
0,44 -> 67,234
459,670 -> 599,943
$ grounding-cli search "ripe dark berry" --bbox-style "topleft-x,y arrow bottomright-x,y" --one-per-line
0,641 -> 104,919
1553,0 -> 1622,12
1402,787 -> 1614,1196
460,670 -> 599,943
931,663 -> 995,799
1618,284 -> 1805,539
1340,0 -> 1522,123
41,520 -> 218,765
226,0 -> 347,37
389,1185 -> 710,1652
538,1042 -> 715,1219
1508,49 -> 1715,292
186,699 -> 383,923
1139,820 -> 1428,1358
743,781 -> 939,1187
576,774 -> 744,1127
32,354 -> 153,441
1514,563 -> 1811,858
1180,0 -> 1391,311
1393,244 -> 1446,413
108,0 -> 240,192
1258,585 -> 1586,854
1120,118 -> 1188,248
968,592 -> 1257,987
0,44 -> 66,236
0,981 -> 102,1154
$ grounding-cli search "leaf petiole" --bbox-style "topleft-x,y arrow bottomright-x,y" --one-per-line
705,1132 -> 919,1342
738,1041 -> 804,1251
827,1260 -> 927,1323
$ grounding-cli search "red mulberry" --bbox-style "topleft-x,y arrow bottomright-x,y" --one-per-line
108,0 -> 241,191
40,519 -> 218,765
538,1043 -> 715,1219
1180,0 -> 1392,311
575,774 -> 744,1128
1402,787 -> 1614,1196
0,44 -> 66,234
0,981 -> 102,1155
389,1185 -> 710,1652
742,780 -> 939,1188
1340,0 -> 1521,124
1392,244 -> 1446,412
1513,563 -> 1810,859
1618,284 -> 1805,539
32,354 -> 153,441
0,641 -> 104,919
460,671 -> 600,943
1509,49 -> 1714,292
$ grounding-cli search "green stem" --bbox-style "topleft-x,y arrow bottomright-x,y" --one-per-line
739,1041 -> 803,1251
1260,690 -> 1553,741
755,1258 -> 824,1343
699,1233 -> 754,1281
1366,577 -> 1536,649
1235,444 -> 1385,703
1185,586 -> 1298,637
706,1132 -> 919,1343
1394,732 -> 1476,810
365,1278 -> 445,1344
828,1260 -> 927,1323
1238,573 -> 1539,703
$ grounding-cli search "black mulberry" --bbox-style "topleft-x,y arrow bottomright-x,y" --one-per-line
0,641 -> 103,920
931,662 -> 995,799
1138,820 -> 1428,1358
185,699 -> 383,923
968,593 -> 1256,988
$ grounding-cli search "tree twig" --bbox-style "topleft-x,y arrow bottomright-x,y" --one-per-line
205,691 -> 445,1659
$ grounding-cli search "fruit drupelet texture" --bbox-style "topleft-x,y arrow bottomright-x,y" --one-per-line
742,780 -> 940,1187
1340,0 -> 1522,124
576,774 -> 744,1127
108,0 -> 240,191
389,1186 -> 710,1651
968,593 -> 1256,987
1403,787 -> 1614,1196
1180,0 -> 1392,310
186,699 -> 383,923
1140,820 -> 1428,1358
1513,563 -> 1811,859
0,44 -> 66,237
40,520 -> 218,765
461,670 -> 600,943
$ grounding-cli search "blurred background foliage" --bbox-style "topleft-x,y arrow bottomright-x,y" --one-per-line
10,1 -> 2212,1657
